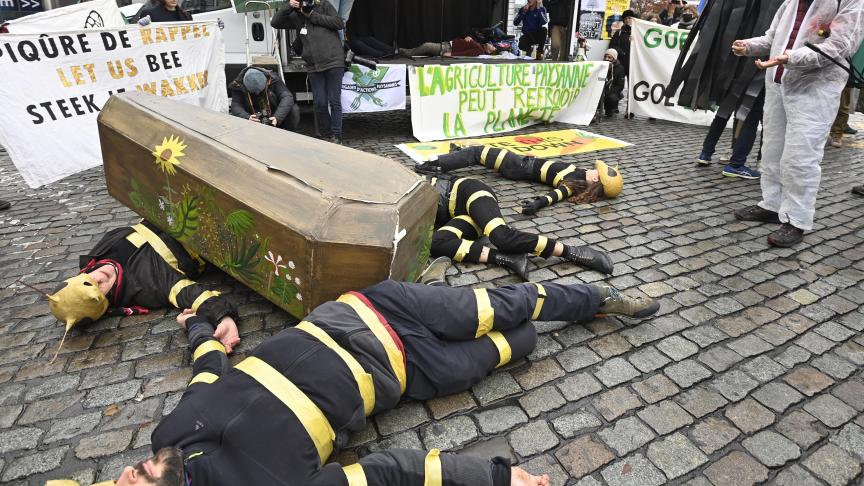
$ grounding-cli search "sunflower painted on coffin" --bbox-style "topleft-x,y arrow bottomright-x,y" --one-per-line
153,135 -> 187,175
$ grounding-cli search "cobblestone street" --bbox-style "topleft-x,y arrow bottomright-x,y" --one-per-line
1,109 -> 863,485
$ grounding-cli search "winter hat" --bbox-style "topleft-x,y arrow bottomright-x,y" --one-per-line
605,49 -> 619,60
243,69 -> 268,94
622,9 -> 637,19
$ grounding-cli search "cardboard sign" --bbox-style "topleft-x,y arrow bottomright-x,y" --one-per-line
397,128 -> 631,162
628,19 -> 716,125
0,21 -> 227,188
408,62 -> 607,142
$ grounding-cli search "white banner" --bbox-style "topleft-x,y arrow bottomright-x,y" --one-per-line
341,63 -> 406,113
4,0 -> 126,34
0,22 -> 227,188
629,19 -> 715,125
409,62 -> 607,142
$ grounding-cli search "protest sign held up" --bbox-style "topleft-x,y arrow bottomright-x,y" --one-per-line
0,21 -> 226,188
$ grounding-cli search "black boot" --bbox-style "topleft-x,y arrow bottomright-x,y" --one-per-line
563,245 -> 614,275
0,200 -> 9,211
492,253 -> 529,280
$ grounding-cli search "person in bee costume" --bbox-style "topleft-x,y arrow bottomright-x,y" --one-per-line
416,144 -> 624,216
45,221 -> 240,358
426,174 -> 614,280
47,276 -> 659,486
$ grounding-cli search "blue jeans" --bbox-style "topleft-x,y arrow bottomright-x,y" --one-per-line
310,67 -> 344,139
702,91 -> 765,167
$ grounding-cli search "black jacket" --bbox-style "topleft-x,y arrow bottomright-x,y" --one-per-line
608,26 -> 632,70
545,0 -> 573,26
134,3 -> 192,22
152,286 -> 510,486
271,1 -> 345,73
229,66 -> 296,125
610,60 -> 626,93
80,222 -> 236,325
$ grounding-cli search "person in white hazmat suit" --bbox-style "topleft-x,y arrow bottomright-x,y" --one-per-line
730,0 -> 864,247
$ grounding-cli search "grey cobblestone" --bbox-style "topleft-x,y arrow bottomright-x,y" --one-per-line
646,432 -> 708,479
508,421 -> 559,457
742,430 -> 801,467
551,410 -> 602,438
421,415 -> 477,451
597,416 -> 655,456
637,400 -> 693,435
601,453 -> 665,486
477,406 -> 528,434
803,394 -> 857,428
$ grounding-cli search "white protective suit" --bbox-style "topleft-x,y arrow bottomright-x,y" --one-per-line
743,0 -> 863,230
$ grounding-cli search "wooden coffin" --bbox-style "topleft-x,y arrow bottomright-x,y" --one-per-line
98,92 -> 437,317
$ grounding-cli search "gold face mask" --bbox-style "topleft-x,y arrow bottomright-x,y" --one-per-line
47,274 -> 109,361
595,159 -> 623,198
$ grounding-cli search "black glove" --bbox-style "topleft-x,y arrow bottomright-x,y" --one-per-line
414,161 -> 442,174
519,199 -> 542,215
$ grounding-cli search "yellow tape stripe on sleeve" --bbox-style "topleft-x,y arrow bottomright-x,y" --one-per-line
131,223 -> 183,275
189,372 -> 219,386
453,239 -> 473,262
532,284 -> 546,320
235,356 -> 335,464
169,279 -> 196,308
539,160 -> 555,184
552,165 -> 577,186
486,331 -> 512,368
480,146 -> 491,164
533,235 -> 549,256
448,178 -> 465,218
454,215 -> 481,234
555,188 -> 566,201
191,290 -> 221,312
483,217 -> 506,236
439,226 -> 463,239
296,321 -> 376,416
494,149 -> 508,170
473,288 -> 495,338
545,195 -> 554,205
424,449 -> 443,486
193,340 -> 226,362
126,231 -> 146,248
343,464 -> 368,486
337,294 -> 407,394
465,190 -> 495,213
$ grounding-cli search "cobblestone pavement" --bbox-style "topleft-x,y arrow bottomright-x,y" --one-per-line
1,109 -> 863,486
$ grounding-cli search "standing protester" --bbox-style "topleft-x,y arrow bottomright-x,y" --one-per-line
673,4 -> 699,30
272,0 -> 346,144
514,0 -> 549,59
697,90 -> 765,179
134,0 -> 192,23
608,10 -> 636,75
659,0 -> 683,26
603,48 -> 627,117
731,0 -> 864,247
229,67 -> 301,131
546,0 -> 573,61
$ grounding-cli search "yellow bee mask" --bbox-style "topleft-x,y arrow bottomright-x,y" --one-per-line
595,159 -> 623,198
46,273 -> 109,361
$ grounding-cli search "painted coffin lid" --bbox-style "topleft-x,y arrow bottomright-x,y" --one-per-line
98,92 -> 437,317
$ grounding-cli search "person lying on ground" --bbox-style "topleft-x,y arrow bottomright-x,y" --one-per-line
45,221 -> 240,356
50,277 -> 659,486
427,174 -> 614,280
399,36 -> 500,57
416,144 -> 623,216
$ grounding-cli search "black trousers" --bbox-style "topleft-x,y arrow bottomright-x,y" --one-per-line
518,28 -> 548,54
363,280 -> 601,399
432,178 -> 558,262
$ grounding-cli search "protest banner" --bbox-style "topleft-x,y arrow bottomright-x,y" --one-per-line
3,0 -> 126,33
397,128 -> 631,162
341,63 -> 406,113
628,19 -> 715,125
408,62 -> 607,142
601,0 -> 629,40
578,0 -> 606,40
0,21 -> 227,188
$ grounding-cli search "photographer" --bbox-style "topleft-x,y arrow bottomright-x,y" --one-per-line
272,0 -> 346,144
229,67 -> 300,130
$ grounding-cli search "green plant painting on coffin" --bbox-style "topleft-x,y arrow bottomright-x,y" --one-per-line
125,135 -> 305,317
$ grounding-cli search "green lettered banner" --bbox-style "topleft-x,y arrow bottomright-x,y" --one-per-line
408,62 -> 607,142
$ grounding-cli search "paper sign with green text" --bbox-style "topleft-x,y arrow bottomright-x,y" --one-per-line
408,62 -> 607,142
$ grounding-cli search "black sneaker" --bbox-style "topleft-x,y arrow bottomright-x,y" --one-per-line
0,200 -> 9,211
768,223 -> 804,247
734,205 -> 781,223
844,125 -> 857,135
594,286 -> 660,319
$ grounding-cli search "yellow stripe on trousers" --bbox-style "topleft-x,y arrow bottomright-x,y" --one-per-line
486,331 -> 512,368
474,289 -> 494,338
337,293 -> 407,394
424,449 -> 443,486
454,240 -> 473,262
296,321 -> 376,416
235,356 -> 336,465
532,284 -> 546,320
342,463 -> 367,486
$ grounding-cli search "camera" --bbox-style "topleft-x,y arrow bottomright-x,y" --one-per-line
300,0 -> 315,13
255,111 -> 274,126
345,49 -> 378,70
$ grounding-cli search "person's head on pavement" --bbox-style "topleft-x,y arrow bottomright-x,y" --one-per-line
114,447 -> 184,486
